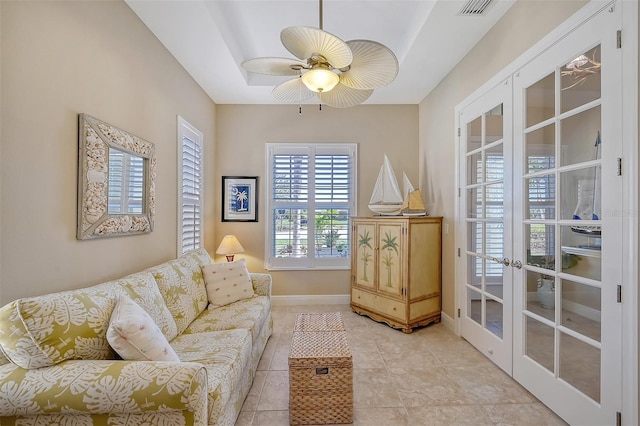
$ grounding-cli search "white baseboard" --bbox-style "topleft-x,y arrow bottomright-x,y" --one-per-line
271,294 -> 350,306
440,311 -> 457,335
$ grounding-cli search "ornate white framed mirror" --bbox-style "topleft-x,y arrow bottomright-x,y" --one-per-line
77,114 -> 156,240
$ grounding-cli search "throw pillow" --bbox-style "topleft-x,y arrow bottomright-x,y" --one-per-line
107,295 -> 180,362
201,259 -> 254,307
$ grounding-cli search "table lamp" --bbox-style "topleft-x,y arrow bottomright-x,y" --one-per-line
216,235 -> 245,262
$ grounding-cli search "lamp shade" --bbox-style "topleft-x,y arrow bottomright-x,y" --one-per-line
301,67 -> 339,93
216,235 -> 245,261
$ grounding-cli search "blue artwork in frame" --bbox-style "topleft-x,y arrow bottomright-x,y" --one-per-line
222,176 -> 258,222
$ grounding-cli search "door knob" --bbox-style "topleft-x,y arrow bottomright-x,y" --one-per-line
511,260 -> 523,269
491,257 -> 510,266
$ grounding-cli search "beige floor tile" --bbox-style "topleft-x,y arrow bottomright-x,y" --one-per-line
485,402 -> 567,425
354,407 -> 409,425
235,410 -> 255,426
389,366 -> 472,407
353,368 -> 403,408
241,370 -> 267,412
405,404 -> 496,425
252,410 -> 290,425
443,364 -> 536,405
257,370 -> 289,411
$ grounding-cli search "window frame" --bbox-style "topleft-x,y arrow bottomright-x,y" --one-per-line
265,143 -> 357,270
177,116 -> 204,256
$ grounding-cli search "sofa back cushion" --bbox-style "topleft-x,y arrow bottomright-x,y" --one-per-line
149,249 -> 210,334
0,288 -> 116,369
99,272 -> 179,341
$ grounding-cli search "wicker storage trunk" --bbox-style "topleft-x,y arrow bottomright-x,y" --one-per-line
289,330 -> 353,425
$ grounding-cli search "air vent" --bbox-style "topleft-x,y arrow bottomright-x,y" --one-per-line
458,0 -> 493,15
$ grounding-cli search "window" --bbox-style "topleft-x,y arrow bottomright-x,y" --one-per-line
266,143 -> 356,270
177,117 -> 204,255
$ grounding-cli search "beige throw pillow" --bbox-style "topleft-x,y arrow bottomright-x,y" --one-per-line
201,259 -> 254,307
107,295 -> 180,362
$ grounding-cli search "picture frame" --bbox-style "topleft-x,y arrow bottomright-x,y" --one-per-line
222,176 -> 259,222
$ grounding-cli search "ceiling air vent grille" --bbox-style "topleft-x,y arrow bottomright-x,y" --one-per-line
458,0 -> 493,16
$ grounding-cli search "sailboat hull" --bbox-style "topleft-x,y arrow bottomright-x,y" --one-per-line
368,203 -> 403,215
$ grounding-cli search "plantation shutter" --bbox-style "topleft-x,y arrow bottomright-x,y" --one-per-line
178,117 -> 204,255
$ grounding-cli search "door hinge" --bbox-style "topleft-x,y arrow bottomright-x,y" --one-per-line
616,411 -> 621,426
457,308 -> 461,318
457,248 -> 461,257
458,127 -> 461,137
617,285 -> 622,303
616,30 -> 622,49
458,187 -> 461,197
617,158 -> 622,176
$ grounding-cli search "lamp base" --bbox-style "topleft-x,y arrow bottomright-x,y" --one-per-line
225,255 -> 235,262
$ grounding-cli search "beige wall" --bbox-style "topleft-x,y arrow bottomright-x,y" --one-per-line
215,104 -> 418,296
0,1 -> 217,304
419,0 -> 588,318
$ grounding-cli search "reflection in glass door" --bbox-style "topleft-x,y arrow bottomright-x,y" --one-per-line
512,5 -> 622,424
459,79 -> 512,374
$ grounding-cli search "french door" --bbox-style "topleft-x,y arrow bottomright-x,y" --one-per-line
512,4 -> 622,424
458,3 -> 623,424
459,79 -> 513,374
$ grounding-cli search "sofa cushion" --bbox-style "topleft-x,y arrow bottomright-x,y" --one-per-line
170,329 -> 252,424
95,272 -> 179,341
149,253 -> 209,335
183,295 -> 271,346
202,259 -> 254,307
107,295 -> 180,362
0,289 -> 116,369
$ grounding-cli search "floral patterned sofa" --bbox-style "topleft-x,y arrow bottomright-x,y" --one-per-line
0,248 -> 272,426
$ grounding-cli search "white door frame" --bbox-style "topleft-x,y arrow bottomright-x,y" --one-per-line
453,0 -> 638,423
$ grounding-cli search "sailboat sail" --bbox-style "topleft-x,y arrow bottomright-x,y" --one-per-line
368,154 -> 403,215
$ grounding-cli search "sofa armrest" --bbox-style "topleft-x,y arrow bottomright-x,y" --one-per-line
250,273 -> 272,297
0,359 -> 207,421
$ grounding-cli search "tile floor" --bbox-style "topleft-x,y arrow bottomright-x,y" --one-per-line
237,304 -> 567,425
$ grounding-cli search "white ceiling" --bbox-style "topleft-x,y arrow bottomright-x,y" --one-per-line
126,0 -> 516,105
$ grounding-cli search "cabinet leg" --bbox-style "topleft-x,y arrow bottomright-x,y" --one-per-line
402,328 -> 413,334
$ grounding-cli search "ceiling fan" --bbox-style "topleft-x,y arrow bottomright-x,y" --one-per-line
241,0 -> 399,108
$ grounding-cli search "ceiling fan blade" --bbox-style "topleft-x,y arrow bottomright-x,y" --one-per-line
272,77 -> 316,103
281,26 -> 352,69
339,40 -> 399,90
241,57 -> 306,76
318,83 -> 373,108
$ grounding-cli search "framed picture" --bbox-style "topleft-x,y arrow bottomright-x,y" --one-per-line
222,176 -> 259,222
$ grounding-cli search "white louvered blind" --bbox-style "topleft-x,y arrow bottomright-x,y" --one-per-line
178,117 -> 204,255
476,154 -> 504,277
108,150 -> 144,214
266,144 -> 356,269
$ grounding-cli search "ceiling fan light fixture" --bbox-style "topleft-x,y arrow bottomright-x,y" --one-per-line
301,67 -> 339,93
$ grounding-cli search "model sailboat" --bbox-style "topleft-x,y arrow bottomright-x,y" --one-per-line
368,154 -> 404,215
401,173 -> 428,216
571,131 -> 601,236
368,155 -> 428,216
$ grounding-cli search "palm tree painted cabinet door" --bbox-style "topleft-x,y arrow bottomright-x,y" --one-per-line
350,216 -> 443,333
